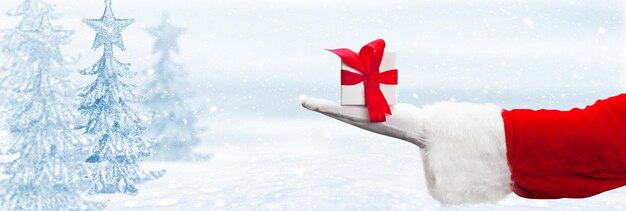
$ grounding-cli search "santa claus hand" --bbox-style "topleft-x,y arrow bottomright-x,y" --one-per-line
301,98 -> 425,148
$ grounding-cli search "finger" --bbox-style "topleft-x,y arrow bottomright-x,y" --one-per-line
301,98 -> 370,122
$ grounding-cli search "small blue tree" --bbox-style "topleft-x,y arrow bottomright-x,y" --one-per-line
0,0 -> 51,107
144,13 -> 205,161
0,0 -> 105,210
79,0 -> 165,195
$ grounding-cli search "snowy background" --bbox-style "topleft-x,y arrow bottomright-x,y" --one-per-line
2,0 -> 626,210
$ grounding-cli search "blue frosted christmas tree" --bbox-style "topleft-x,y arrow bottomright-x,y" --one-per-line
0,0 -> 51,107
144,13 -> 205,161
79,0 -> 165,195
0,0 -> 105,210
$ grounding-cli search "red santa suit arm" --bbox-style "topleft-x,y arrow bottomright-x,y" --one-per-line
422,93 -> 626,204
503,93 -> 626,199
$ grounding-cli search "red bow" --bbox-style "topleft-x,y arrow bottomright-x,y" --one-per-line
328,39 -> 398,122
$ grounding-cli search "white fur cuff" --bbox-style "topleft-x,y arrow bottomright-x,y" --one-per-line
420,102 -> 511,204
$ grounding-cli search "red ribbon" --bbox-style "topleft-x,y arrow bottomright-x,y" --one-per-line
327,39 -> 398,122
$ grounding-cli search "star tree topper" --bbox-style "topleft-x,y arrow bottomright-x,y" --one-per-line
21,12 -> 73,64
148,13 -> 185,54
83,0 -> 135,51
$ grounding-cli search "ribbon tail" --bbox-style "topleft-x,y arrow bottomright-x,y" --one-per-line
364,84 -> 391,122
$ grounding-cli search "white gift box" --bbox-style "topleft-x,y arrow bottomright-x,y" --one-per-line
341,52 -> 397,106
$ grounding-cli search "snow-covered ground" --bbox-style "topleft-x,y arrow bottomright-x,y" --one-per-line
101,116 -> 626,210
2,0 -> 626,210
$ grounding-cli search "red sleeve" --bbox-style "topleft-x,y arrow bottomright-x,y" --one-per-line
502,93 -> 626,199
